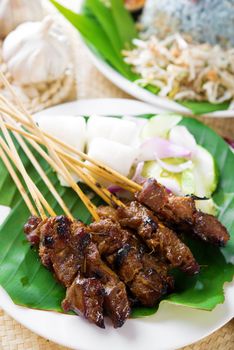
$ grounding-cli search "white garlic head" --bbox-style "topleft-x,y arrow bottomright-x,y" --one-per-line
0,0 -> 44,39
3,16 -> 72,85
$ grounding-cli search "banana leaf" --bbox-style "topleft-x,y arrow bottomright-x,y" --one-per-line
50,0 -> 231,115
0,116 -> 233,318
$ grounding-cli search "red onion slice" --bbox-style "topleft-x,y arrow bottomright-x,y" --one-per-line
155,155 -> 193,173
108,185 -> 124,194
137,137 -> 191,161
131,162 -> 145,183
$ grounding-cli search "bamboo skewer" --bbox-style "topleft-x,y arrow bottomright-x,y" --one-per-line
3,115 -> 73,219
0,136 -> 46,218
2,119 -> 139,193
0,145 -> 38,216
0,75 -> 99,213
0,120 -> 47,219
0,122 -> 56,218
0,122 -> 100,221
0,73 -> 143,223
0,93 -> 140,192
1,118 -> 126,208
63,158 -> 125,208
1,118 -> 99,221
2,119 -> 126,208
0,98 -> 100,219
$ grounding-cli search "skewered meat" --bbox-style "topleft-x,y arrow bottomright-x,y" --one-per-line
115,201 -> 199,275
38,216 -> 90,287
136,179 -> 230,246
86,242 -> 131,328
97,205 -> 198,275
62,273 -> 105,328
89,218 -> 174,307
24,215 -> 130,328
24,216 -> 43,245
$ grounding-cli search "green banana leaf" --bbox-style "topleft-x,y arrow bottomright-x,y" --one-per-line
0,116 -> 233,318
50,0 -> 231,115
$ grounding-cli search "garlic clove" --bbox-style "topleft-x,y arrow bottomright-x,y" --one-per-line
3,16 -> 72,85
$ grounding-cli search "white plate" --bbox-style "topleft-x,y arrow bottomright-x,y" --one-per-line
0,99 -> 233,350
83,45 -> 234,118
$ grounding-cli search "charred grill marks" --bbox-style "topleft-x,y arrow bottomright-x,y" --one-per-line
62,273 -> 105,329
136,179 -> 230,247
89,218 -> 173,307
24,181 -> 229,329
24,216 -> 130,329
116,201 -> 200,275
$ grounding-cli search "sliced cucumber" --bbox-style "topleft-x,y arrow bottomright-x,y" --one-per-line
181,169 -> 195,195
142,160 -> 182,194
142,160 -> 162,179
192,146 -> 218,197
140,115 -> 182,140
195,198 -> 218,216
141,146 -> 218,198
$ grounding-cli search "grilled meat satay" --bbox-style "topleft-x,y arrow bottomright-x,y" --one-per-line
86,242 -> 131,328
24,215 -> 130,328
116,202 -> 199,275
97,204 -> 199,275
136,179 -> 230,247
89,218 -> 174,307
24,216 -> 105,327
62,273 -> 105,328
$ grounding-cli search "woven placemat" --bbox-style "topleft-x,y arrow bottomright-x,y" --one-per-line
0,12 -> 234,350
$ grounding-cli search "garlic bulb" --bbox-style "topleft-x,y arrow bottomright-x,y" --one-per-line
3,16 -> 72,85
0,0 -> 44,39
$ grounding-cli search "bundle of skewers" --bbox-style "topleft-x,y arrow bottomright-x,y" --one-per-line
0,72 -> 230,329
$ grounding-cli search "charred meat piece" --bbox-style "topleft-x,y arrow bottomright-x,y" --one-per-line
86,242 -> 130,328
25,216 -> 105,328
62,273 -> 105,328
89,219 -> 173,307
24,216 -> 43,245
136,179 -> 230,247
38,216 -> 90,287
116,201 -> 200,275
193,211 -> 229,246
24,215 -> 130,328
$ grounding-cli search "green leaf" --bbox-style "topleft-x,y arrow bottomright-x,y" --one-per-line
85,0 -> 122,55
214,192 -> 234,263
180,101 -> 230,115
110,0 -> 137,48
50,0 -> 136,80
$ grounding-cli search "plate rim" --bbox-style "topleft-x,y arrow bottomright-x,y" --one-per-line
0,98 -> 233,350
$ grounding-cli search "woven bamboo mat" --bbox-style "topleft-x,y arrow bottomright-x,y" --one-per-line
0,16 -> 234,350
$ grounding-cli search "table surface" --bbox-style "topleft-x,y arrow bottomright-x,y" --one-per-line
0,1 -> 234,349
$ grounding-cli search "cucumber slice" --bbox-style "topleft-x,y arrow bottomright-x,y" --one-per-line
141,115 -> 182,140
142,161 -> 182,194
141,145 -> 218,199
195,198 -> 218,216
193,146 -> 218,197
181,169 -> 195,195
142,160 -> 162,179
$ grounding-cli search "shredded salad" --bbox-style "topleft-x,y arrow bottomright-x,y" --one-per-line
123,34 -> 234,104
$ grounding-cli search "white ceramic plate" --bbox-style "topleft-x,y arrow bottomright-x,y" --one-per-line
83,44 -> 234,118
0,99 -> 233,350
